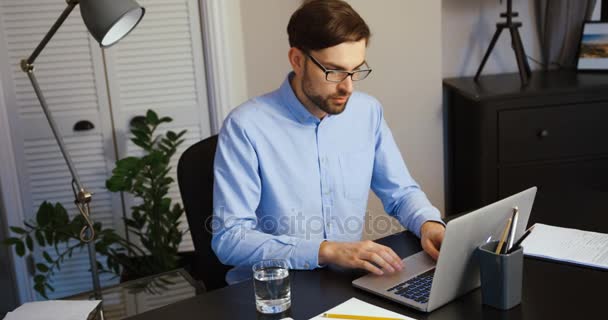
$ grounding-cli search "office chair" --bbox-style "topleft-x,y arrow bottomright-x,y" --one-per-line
177,134 -> 231,291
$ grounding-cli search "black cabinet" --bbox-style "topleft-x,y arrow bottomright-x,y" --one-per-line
444,71 -> 608,233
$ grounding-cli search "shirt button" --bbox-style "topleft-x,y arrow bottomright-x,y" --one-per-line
304,263 -> 310,268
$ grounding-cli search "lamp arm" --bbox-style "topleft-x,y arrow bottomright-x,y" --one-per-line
25,71 -> 84,191
23,0 -> 79,69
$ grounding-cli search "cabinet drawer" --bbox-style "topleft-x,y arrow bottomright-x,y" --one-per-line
499,158 -> 608,233
499,103 -> 608,163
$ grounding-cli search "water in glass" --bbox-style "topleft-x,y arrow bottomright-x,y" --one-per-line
253,260 -> 291,314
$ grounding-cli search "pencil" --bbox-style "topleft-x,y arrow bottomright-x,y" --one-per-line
495,216 -> 512,254
323,313 -> 404,320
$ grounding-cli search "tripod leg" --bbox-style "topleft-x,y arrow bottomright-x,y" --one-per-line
475,26 -> 504,81
510,27 -> 530,85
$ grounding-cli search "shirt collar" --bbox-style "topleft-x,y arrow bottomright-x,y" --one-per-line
279,72 -> 321,125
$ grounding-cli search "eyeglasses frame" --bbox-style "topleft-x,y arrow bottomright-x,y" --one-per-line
305,52 -> 372,83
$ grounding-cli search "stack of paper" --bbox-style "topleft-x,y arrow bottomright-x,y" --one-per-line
521,223 -> 608,270
3,300 -> 101,320
310,297 -> 415,320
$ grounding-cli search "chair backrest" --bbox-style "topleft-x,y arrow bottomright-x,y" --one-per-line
177,134 -> 230,291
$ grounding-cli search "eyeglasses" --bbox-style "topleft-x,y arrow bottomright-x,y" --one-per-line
306,53 -> 372,83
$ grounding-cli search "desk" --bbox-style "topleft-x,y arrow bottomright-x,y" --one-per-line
67,269 -> 204,319
126,231 -> 607,320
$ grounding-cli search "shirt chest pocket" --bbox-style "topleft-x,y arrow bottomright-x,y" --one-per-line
339,150 -> 374,200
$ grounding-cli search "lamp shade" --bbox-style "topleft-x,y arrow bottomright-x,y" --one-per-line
80,0 -> 145,48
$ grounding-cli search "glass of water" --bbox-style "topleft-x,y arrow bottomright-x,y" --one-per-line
252,259 -> 291,314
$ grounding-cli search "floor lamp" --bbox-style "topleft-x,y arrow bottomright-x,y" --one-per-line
20,0 -> 145,302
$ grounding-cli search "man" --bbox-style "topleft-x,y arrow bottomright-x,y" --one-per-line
212,0 -> 445,284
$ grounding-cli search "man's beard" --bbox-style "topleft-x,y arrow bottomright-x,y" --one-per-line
302,72 -> 351,115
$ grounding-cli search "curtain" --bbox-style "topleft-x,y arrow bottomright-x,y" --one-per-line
534,0 -> 597,70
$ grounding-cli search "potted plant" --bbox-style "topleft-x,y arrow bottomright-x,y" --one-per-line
4,110 -> 187,298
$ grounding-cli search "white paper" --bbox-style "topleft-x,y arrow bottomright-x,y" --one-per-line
3,300 -> 101,320
309,297 -> 416,320
522,223 -> 608,270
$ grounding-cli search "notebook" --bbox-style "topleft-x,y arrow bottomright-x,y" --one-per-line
310,297 -> 415,320
521,223 -> 608,270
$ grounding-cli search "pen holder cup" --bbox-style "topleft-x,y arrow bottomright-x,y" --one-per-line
476,241 -> 523,310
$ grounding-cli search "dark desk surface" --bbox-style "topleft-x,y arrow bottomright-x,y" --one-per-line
127,231 -> 607,320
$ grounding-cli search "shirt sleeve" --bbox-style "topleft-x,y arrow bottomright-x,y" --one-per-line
211,116 -> 325,270
369,106 -> 445,238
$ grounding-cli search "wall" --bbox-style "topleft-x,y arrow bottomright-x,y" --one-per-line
238,0 -> 444,239
239,0 -> 300,97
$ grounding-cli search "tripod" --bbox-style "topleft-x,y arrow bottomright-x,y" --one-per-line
474,0 -> 531,85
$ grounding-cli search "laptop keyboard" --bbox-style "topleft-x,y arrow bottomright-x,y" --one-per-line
386,269 -> 435,304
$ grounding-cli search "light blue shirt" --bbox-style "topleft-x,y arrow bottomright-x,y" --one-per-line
212,73 -> 443,284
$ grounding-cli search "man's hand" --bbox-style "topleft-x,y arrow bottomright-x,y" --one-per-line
420,221 -> 445,261
318,240 -> 404,276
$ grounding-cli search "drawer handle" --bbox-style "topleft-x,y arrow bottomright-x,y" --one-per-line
537,129 -> 549,139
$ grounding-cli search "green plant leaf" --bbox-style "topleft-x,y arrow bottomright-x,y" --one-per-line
43,251 -> 53,264
9,226 -> 27,234
167,131 -> 177,140
131,138 -> 149,150
34,275 -> 45,284
3,237 -> 20,246
53,203 -> 69,225
44,229 -> 54,246
131,128 -> 149,141
35,230 -> 45,246
36,202 -> 54,227
146,110 -> 159,124
25,235 -> 34,251
36,263 -> 49,273
34,282 -> 47,299
15,242 -> 25,256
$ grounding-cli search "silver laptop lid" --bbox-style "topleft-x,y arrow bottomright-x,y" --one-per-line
426,187 -> 537,311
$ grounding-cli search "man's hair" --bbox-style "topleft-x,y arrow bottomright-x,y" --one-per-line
287,0 -> 371,52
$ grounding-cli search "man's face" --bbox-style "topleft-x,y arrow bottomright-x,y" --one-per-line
300,40 -> 367,116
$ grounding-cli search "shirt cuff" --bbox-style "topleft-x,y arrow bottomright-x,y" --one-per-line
409,208 -> 444,238
292,238 -> 326,270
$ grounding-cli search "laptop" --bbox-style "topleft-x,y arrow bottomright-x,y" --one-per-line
352,187 -> 537,312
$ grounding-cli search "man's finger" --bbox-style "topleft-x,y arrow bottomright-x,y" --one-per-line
383,247 -> 404,270
378,250 -> 402,271
423,240 -> 440,261
362,251 -> 395,273
359,260 -> 384,275
366,243 -> 401,272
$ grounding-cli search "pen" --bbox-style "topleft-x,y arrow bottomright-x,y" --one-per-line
505,207 -> 519,253
506,225 -> 535,254
495,216 -> 512,254
323,313 -> 404,320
